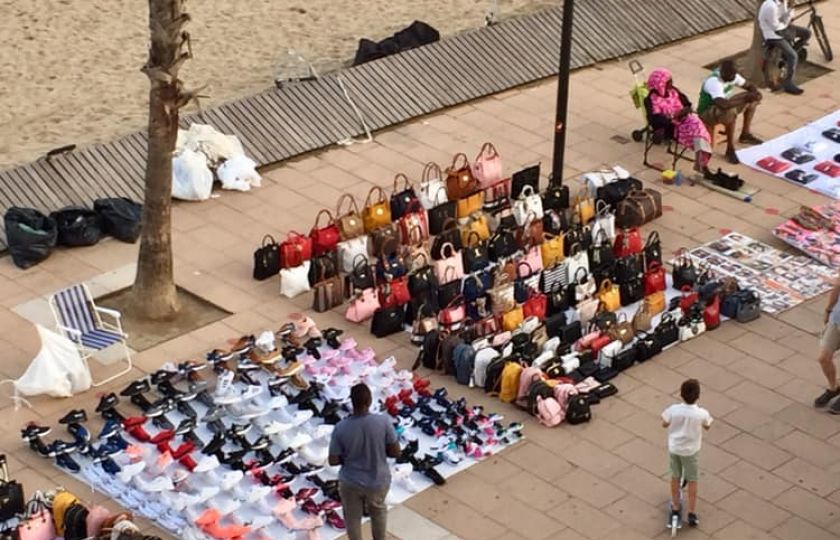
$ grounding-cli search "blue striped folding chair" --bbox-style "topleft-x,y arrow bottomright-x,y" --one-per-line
48,283 -> 132,386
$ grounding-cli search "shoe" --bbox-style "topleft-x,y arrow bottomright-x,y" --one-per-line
738,133 -> 763,145
724,148 -> 740,165
226,401 -> 271,420
815,388 -> 840,408
275,408 -> 314,426
258,420 -> 294,436
278,430 -> 312,449
783,84 -> 804,95
135,474 -> 174,492
324,509 -> 345,530
117,460 -> 146,483
687,512 -> 699,527
214,496 -> 242,516
58,409 -> 88,424
828,397 -> 840,415
298,442 -> 329,466
322,328 -> 344,349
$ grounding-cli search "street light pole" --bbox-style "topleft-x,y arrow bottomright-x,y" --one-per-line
551,0 -> 575,185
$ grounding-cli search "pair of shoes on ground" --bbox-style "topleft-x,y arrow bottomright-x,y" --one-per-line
815,387 -> 840,413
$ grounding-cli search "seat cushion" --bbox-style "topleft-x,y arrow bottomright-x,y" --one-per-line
80,329 -> 123,350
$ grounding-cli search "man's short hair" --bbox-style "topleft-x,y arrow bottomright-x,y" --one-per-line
350,383 -> 372,410
721,59 -> 736,72
681,379 -> 701,404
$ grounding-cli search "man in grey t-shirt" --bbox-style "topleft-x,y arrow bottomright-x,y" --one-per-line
329,383 -> 400,540
815,273 -> 840,412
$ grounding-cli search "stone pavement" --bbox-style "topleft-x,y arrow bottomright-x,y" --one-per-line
2,4 -> 840,539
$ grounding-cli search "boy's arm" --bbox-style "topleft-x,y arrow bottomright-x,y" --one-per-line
661,408 -> 671,428
703,411 -> 714,430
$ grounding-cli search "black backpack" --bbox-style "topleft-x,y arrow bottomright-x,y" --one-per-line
526,378 -> 555,416
483,357 -> 506,394
413,330 -> 440,371
62,502 -> 89,540
565,395 -> 592,425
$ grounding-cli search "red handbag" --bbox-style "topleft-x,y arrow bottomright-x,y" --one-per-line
590,333 -> 613,355
439,296 -> 467,327
523,291 -> 548,321
643,262 -> 666,296
280,231 -> 312,268
613,227 -> 642,258
378,277 -> 410,308
679,286 -> 699,314
704,295 -> 721,329
310,209 -> 340,256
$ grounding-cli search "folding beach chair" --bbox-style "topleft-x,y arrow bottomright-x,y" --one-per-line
48,283 -> 132,386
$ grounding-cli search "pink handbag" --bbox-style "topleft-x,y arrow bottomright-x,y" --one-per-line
472,142 -> 503,189
17,508 -> 56,540
439,296 -> 467,326
345,288 -> 380,323
516,245 -> 544,276
433,242 -> 464,284
86,505 -> 113,537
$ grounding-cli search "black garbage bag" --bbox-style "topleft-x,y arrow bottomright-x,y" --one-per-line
50,206 -> 103,247
4,207 -> 58,269
353,20 -> 440,65
94,197 -> 143,243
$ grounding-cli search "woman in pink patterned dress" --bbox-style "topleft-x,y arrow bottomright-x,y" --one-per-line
645,68 -> 712,176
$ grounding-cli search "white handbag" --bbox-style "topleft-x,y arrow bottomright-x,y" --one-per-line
337,236 -> 370,274
561,351 -> 581,374
679,319 -> 706,342
583,166 -> 630,196
512,185 -> 544,226
598,340 -> 623,368
419,163 -> 447,210
590,200 -> 615,242
280,260 -> 311,298
567,244 -> 590,283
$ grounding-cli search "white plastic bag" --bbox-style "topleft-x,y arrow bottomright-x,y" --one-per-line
176,123 -> 245,166
6,325 -> 91,401
172,149 -> 214,201
217,155 -> 262,192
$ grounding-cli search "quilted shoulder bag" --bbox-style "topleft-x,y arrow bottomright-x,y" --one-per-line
597,279 -> 621,312
253,234 -> 280,280
473,142 -> 504,189
513,186 -> 544,226
446,153 -> 477,200
310,209 -> 340,256
590,200 -> 616,241
644,230 -> 662,270
613,227 -> 642,257
540,232 -> 565,267
419,162 -> 446,210
643,261 -> 666,295
336,193 -> 364,240
434,243 -> 464,284
390,173 -> 419,220
574,186 -> 595,224
280,230 -> 313,268
672,248 -> 697,290
362,186 -> 392,232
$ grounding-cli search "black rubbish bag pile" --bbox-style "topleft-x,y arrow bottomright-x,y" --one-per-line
4,207 -> 58,269
353,21 -> 440,66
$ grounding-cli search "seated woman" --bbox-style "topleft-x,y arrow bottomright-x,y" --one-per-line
645,68 -> 712,176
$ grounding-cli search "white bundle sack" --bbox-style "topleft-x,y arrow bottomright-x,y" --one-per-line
217,154 -> 262,192
176,123 -> 245,166
172,148 -> 214,201
1,325 -> 91,408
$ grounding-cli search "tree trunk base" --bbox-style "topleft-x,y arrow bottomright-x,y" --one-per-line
127,283 -> 180,321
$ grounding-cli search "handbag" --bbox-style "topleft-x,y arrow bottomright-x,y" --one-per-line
598,340 -> 623,367
419,162 -> 446,210
313,272 -> 344,313
615,188 -> 662,228
542,208 -> 568,235
643,261 -> 666,295
488,229 -> 518,261
644,230 -> 662,270
462,233 -> 491,272
513,186 -> 544,226
654,312 -> 680,348
411,304 -> 439,344
672,249 -> 697,290
613,345 -> 638,371
635,331 -> 662,361
574,267 -> 597,304
511,163 -> 540,200
736,290 -> 761,322
280,230 -> 313,268
378,276 -> 411,308
574,187 -> 595,224
370,223 -> 400,257
679,318 -> 706,341
633,300 -> 653,332
523,290 -> 548,320
445,153 -> 477,200
336,193 -> 365,240
516,213 -> 544,248
704,295 -> 721,330
439,296 -> 467,328
614,253 -> 642,284
576,296 -> 600,325
540,232 -> 565,267
460,212 -> 491,244
679,286 -> 700,314
490,274 -> 516,314
362,186 -> 392,232
408,258 -> 438,297
597,279 -> 621,312
399,205 -> 429,244
596,175 -> 643,210
337,235 -> 370,274
0,454 -> 24,521
646,290 -> 666,315
390,173 -> 419,220
280,260 -> 311,298
428,188 -> 457,236
619,276 -> 644,306
349,255 -> 375,292
431,218 -> 463,259
566,243 -> 590,283
589,229 -> 615,271
517,245 -> 544,276
542,180 -> 570,211
405,232 -> 432,271
310,209 -> 341,256
17,495 -> 56,540
376,243 -> 407,280
473,142 -> 504,189
308,252 -> 338,286
482,178 -> 511,213
371,306 -> 406,337
457,190 -> 485,219
253,235 -> 280,280
613,227 -> 642,257
502,306 -> 525,331
437,272 -> 463,307
434,243 -> 464,284
590,200 -> 616,241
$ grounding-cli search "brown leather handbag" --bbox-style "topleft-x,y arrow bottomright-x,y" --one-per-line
615,189 -> 662,228
336,193 -> 364,240
445,153 -> 477,200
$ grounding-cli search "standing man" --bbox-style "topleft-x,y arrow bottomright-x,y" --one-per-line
758,0 -> 811,95
698,59 -> 764,165
815,275 -> 840,412
329,383 -> 400,540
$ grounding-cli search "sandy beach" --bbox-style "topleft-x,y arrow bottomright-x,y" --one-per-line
0,0 -> 553,169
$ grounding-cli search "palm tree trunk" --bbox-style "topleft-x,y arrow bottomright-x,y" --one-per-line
744,0 -> 767,86
131,0 -> 196,320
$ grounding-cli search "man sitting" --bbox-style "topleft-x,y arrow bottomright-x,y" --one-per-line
758,0 -> 811,95
698,59 -> 764,165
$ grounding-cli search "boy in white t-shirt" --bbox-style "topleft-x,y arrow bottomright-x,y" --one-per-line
662,379 -> 713,528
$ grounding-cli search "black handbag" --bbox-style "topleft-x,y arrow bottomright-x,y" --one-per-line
558,320 -> 582,345
563,221 -> 592,255
51,206 -> 103,247
635,332 -> 662,362
409,262 -> 437,298
614,254 -> 642,283
613,345 -> 638,371
308,252 -> 339,286
371,306 -> 406,337
0,454 -> 24,522
620,277 -> 644,306
488,230 -> 518,261
644,231 -> 662,271
542,208 -> 568,235
672,249 -> 696,290
253,235 -> 281,281
596,176 -> 643,211
654,313 -> 679,348
511,164 -> 541,200
431,219 -> 463,259
545,312 -> 567,338
736,290 -> 762,322
589,230 -> 615,271
542,181 -> 570,211
462,234 -> 490,272
437,279 -> 462,309
390,173 -> 419,220
350,254 -> 376,291
428,194 -> 457,236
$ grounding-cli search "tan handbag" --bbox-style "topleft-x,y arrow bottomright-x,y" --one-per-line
312,260 -> 344,313
608,313 -> 635,344
574,187 -> 595,224
336,193 -> 364,240
502,305 -> 524,331
516,212 -> 544,247
597,279 -> 621,312
445,153 -> 477,200
490,274 -> 516,314
645,290 -> 666,315
362,186 -> 392,232
633,301 -> 653,332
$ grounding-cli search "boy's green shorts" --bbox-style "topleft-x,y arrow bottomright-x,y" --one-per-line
669,452 -> 699,481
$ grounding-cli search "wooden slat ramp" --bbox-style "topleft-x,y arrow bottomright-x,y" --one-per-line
0,0 -> 772,250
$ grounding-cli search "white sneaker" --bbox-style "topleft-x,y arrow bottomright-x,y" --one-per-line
193,454 -> 220,473
227,401 -> 271,420
235,484 -> 272,504
214,496 -> 242,515
117,460 -> 146,483
275,408 -> 313,426
311,424 -> 334,441
215,469 -> 244,491
321,383 -> 350,402
246,515 -> 274,529
254,393 -> 289,410
258,419 -> 294,435
213,370 -> 237,404
134,474 -> 174,492
179,486 -> 220,506
393,463 -> 419,492
277,430 -> 312,449
298,442 -> 329,466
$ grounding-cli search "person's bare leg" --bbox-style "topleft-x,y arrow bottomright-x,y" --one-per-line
725,119 -> 737,154
741,103 -> 757,138
818,348 -> 838,390
687,481 -> 698,513
671,477 -> 681,510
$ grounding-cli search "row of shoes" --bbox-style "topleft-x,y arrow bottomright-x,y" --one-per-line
22,316 -> 520,539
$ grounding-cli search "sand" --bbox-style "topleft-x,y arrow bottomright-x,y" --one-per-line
0,0 -> 553,169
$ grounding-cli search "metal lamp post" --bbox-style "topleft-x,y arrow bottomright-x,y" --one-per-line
551,0 -> 575,185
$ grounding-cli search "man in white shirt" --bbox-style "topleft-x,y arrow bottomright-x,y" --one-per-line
662,379 -> 713,528
757,0 -> 811,94
698,59 -> 763,164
